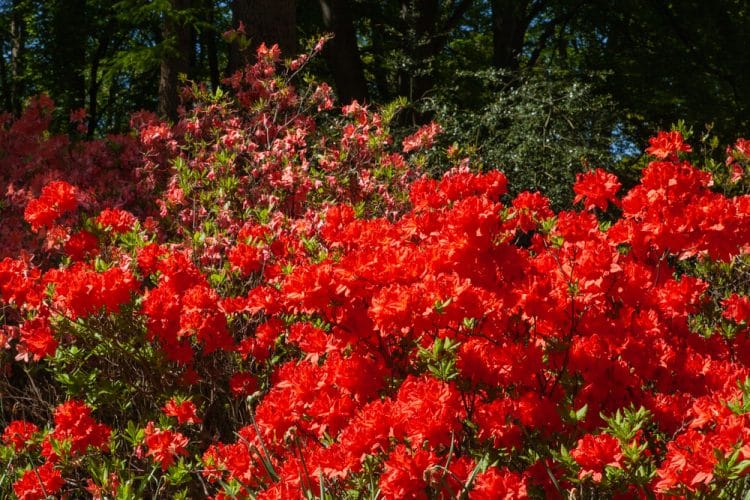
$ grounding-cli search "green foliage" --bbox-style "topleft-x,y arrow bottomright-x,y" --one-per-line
419,68 -> 616,208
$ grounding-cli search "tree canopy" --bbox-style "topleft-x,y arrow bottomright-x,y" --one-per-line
0,1 -> 748,146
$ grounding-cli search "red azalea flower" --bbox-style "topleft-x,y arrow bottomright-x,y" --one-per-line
64,230 -> 99,261
0,257 -> 43,308
723,294 -> 750,323
570,433 -> 623,482
645,130 -> 692,159
402,122 -> 442,154
42,400 -> 111,461
13,462 -> 65,500
228,242 -> 264,276
18,316 -> 58,361
163,399 -> 203,425
23,181 -> 79,232
378,445 -> 438,499
96,208 -> 137,233
471,467 -> 529,499
573,168 -> 621,211
2,420 -> 39,451
45,264 -> 137,320
143,421 -> 189,471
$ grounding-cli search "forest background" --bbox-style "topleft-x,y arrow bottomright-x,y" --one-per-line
2,0 -> 748,205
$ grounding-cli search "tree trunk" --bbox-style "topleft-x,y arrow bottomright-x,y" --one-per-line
411,0 -> 440,101
397,0 -> 473,102
227,0 -> 297,75
318,0 -> 368,104
158,0 -> 192,121
491,0 -> 530,70
202,0 -> 220,91
87,29 -> 113,138
0,46 -> 11,113
10,0 -> 26,116
51,0 -> 87,119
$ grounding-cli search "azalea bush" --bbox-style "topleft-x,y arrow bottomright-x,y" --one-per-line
2,42 -> 750,499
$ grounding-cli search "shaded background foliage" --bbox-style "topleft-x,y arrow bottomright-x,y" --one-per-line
1,0 -> 749,203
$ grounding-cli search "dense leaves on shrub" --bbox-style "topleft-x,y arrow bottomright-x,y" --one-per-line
418,69 -> 617,209
1,43 -> 750,499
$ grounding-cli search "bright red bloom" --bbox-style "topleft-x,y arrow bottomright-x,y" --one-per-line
646,130 -> 692,159
471,467 -> 528,499
734,138 -> 750,157
0,257 -> 42,308
136,243 -> 167,276
392,375 -> 466,448
510,191 -> 554,232
287,322 -> 330,358
201,441 -> 270,488
378,445 -> 438,499
163,399 -> 203,425
96,208 -> 137,233
723,293 -> 750,323
458,338 -> 543,389
570,433 -> 623,482
45,264 -> 138,320
655,429 -> 717,493
12,462 -> 65,500
573,168 -> 621,211
42,400 -> 111,460
23,180 -> 78,231
2,420 -> 39,451
228,242 -> 264,276
473,398 -> 523,450
18,316 -> 57,361
143,421 -> 189,471
64,230 -> 99,260
179,285 -> 234,353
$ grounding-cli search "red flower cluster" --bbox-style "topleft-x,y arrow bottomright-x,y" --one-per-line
402,122 -> 443,154
23,180 -> 78,231
42,400 -> 111,460
143,421 -> 189,471
2,420 -> 39,452
0,256 -> 42,308
645,130 -> 693,159
163,399 -> 202,425
570,433 -> 623,482
17,316 -> 57,361
96,207 -> 137,233
655,393 -> 750,493
573,168 -> 621,211
44,263 -> 137,320
724,293 -> 750,324
12,462 -> 64,500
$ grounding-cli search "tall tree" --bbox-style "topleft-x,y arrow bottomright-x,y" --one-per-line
46,0 -> 88,124
318,0 -> 368,103
490,0 -> 531,69
566,0 -> 750,143
198,0 -> 220,91
158,0 -> 192,121
227,0 -> 296,74
396,0 -> 474,101
86,10 -> 116,137
8,0 -> 27,116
